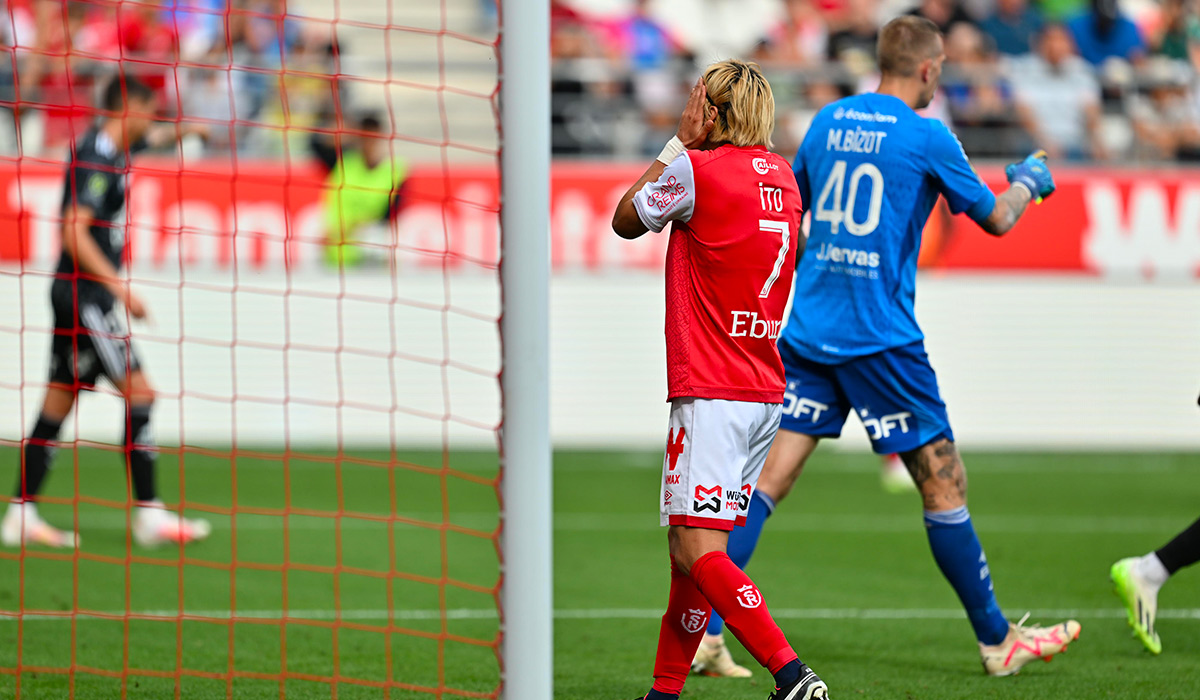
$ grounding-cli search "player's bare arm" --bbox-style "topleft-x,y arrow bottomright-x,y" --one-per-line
145,122 -> 211,148
611,77 -> 715,239
60,204 -> 146,319
978,184 -> 1032,237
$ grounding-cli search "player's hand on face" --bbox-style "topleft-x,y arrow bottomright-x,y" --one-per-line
1005,150 -> 1056,203
676,77 -> 717,149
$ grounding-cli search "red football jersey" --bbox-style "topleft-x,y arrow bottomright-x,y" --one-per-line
632,145 -> 803,403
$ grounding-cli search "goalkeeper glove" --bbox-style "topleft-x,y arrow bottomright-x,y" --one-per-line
1005,150 -> 1056,203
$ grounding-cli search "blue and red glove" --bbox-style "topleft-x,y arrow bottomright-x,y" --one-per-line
1005,150 -> 1056,203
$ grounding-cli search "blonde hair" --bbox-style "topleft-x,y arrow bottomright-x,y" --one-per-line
702,59 -> 775,148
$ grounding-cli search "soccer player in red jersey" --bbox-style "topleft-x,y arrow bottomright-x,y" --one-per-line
612,61 -> 828,700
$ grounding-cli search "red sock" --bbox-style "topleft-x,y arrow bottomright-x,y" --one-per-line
690,550 -> 798,674
650,557 -> 711,695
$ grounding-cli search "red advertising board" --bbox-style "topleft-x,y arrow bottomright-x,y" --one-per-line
2,160 -> 1199,276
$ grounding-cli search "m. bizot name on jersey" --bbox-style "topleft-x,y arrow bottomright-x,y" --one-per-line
826,126 -> 887,154
815,242 -> 880,268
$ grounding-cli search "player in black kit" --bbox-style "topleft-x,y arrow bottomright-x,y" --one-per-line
1107,389 -> 1200,654
2,77 -> 210,548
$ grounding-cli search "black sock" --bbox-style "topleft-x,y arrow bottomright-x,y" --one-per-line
125,404 -> 157,503
773,658 -> 802,687
643,690 -> 678,700
14,414 -> 63,500
1155,517 -> 1200,575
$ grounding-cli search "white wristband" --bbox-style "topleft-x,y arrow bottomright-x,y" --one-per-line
1011,181 -> 1033,200
656,136 -> 685,165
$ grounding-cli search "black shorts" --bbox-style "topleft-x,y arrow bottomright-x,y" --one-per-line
49,298 -> 142,389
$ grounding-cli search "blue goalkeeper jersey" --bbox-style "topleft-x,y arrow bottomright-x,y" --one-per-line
782,93 -> 996,363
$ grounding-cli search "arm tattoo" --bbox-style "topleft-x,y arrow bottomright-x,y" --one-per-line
981,186 -> 1032,236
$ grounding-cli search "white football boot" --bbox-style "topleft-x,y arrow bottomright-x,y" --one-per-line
880,453 -> 916,494
691,633 -> 753,678
133,502 -> 212,547
979,614 -> 1081,676
1,501 -> 79,548
1111,556 -> 1163,654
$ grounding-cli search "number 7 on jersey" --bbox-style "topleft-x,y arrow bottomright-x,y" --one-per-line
759,220 -> 790,298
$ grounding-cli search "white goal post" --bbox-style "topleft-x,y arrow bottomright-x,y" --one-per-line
499,1 -> 552,699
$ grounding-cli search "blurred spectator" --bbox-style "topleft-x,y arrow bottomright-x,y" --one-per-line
115,0 -> 178,105
477,0 -> 497,33
0,1 -> 19,154
258,27 -> 341,156
1040,0 -> 1086,22
826,0 -> 880,74
2,0 -> 34,47
551,17 -> 625,155
908,0 -> 976,34
941,23 -> 1026,157
1150,0 -> 1199,61
1067,0 -> 1145,65
756,0 -> 829,67
598,0 -> 688,156
179,46 -> 238,150
1128,57 -> 1200,161
979,0 -> 1042,55
26,1 -> 113,151
599,0 -> 680,69
223,0 -> 299,136
780,77 -> 849,149
244,0 -> 299,66
167,0 -> 226,61
1011,23 -> 1106,160
551,0 -> 585,31
312,111 -> 407,268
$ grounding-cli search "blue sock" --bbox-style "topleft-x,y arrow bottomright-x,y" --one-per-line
706,490 -> 776,635
924,506 -> 1009,645
644,690 -> 677,700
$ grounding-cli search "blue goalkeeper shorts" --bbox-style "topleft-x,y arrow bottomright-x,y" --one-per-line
777,339 -> 954,454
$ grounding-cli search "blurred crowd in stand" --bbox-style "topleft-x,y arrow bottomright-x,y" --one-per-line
552,0 -> 1200,163
1,0 -> 1197,164
0,0 -> 348,158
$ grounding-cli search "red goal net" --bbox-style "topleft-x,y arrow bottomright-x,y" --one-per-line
0,0 -> 504,697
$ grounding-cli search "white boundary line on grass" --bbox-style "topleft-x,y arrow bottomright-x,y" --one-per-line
4,608 -> 1200,622
62,512 -> 1195,534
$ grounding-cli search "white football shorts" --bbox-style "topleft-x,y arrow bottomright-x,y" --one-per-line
659,397 -> 782,531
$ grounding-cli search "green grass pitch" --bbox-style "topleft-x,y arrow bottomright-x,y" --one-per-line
1,447 -> 1198,699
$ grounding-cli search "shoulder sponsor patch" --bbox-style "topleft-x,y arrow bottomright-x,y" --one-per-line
86,172 -> 109,199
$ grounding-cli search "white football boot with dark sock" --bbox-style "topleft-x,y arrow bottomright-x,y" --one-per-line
1,501 -> 79,548
133,501 -> 212,547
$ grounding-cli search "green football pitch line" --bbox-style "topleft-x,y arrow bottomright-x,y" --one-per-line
1,447 -> 1198,699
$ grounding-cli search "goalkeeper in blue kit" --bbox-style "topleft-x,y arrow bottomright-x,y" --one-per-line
692,16 -> 1076,679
